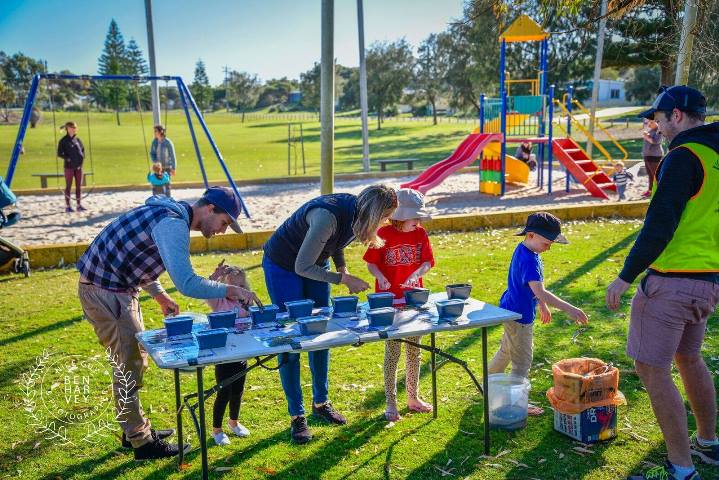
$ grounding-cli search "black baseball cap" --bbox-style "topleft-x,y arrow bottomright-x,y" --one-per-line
515,211 -> 568,244
639,85 -> 707,120
201,186 -> 243,233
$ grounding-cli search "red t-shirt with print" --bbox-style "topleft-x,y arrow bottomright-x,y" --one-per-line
362,225 -> 435,300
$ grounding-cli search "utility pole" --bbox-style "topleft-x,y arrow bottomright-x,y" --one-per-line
223,66 -> 231,112
675,0 -> 698,85
586,0 -> 608,158
320,0 -> 335,194
357,0 -> 370,172
144,0 -> 161,125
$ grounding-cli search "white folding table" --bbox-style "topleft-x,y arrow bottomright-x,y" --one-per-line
137,293 -> 520,479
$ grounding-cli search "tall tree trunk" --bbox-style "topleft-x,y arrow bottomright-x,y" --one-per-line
431,98 -> 437,126
660,59 -> 675,86
377,104 -> 382,130
115,109 -> 121,126
241,109 -> 245,123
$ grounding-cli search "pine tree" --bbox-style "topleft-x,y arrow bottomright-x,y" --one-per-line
97,19 -> 129,125
125,39 -> 148,76
190,59 -> 212,111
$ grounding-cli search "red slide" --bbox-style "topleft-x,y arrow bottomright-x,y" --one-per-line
401,133 -> 502,194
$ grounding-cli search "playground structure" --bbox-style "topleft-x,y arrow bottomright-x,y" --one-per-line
403,16 -> 625,200
5,74 -> 250,217
287,123 -> 306,175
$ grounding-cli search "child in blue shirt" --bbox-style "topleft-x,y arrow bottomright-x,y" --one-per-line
148,162 -> 171,197
489,212 -> 588,414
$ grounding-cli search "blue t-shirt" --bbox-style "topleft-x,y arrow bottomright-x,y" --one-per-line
499,242 -> 543,324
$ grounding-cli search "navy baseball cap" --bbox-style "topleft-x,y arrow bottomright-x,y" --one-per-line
515,211 -> 568,244
201,186 -> 243,233
639,85 -> 707,119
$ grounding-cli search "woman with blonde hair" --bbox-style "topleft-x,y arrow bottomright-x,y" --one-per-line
262,184 -> 397,444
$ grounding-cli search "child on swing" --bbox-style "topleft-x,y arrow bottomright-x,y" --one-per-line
147,162 -> 171,197
207,259 -> 251,446
363,188 -> 435,421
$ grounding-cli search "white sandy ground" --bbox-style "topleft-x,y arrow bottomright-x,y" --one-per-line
1,163 -> 648,247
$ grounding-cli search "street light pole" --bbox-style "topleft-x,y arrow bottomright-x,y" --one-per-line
144,0 -> 161,126
675,0 -> 698,85
357,0 -> 370,172
320,0 -> 335,194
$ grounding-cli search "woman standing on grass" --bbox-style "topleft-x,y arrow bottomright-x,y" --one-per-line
57,121 -> 86,213
262,184 -> 398,444
150,125 -> 177,197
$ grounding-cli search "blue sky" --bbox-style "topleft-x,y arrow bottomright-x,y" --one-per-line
0,0 -> 464,85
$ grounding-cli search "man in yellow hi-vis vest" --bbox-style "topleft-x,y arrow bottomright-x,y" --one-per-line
607,85 -> 719,480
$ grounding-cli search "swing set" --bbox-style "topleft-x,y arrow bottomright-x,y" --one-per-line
6,73 -> 250,217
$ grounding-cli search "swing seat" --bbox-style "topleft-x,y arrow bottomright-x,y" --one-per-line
31,171 -> 93,189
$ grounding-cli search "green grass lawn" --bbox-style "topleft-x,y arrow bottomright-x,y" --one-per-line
2,219 -> 718,479
0,111 -> 641,190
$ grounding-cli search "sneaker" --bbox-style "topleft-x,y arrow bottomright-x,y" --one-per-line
312,402 -> 347,425
290,416 -> 312,444
212,431 -> 231,446
133,437 -> 189,461
77,205 -> 87,212
228,422 -> 250,438
65,206 -> 74,213
627,461 -> 700,480
690,432 -> 719,465
121,428 -> 175,449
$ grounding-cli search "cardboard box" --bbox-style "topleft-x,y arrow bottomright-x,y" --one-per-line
553,405 -> 617,443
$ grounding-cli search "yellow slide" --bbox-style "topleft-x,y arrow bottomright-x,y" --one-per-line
482,142 -> 530,185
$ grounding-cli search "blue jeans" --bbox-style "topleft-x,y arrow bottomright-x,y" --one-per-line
262,255 -> 331,417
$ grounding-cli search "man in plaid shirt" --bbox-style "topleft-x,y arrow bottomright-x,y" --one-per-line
77,187 -> 260,460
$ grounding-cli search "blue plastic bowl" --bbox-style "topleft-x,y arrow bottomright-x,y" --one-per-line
249,304 -> 279,325
208,310 -> 236,329
404,288 -> 430,306
195,328 -> 228,349
367,307 -> 396,327
164,315 -> 193,337
367,292 -> 394,309
332,296 -> 359,314
285,300 -> 315,319
435,299 -> 465,318
446,283 -> 472,300
297,315 -> 329,336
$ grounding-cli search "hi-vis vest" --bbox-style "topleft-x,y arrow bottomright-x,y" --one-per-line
650,142 -> 719,273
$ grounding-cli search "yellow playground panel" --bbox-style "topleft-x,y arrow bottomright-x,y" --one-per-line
483,142 -> 530,185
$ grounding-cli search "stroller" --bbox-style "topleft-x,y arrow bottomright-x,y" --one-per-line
0,177 -> 29,277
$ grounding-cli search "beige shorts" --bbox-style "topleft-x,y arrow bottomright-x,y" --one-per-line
627,275 -> 719,368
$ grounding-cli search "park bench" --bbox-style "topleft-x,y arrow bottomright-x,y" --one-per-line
377,158 -> 418,171
31,172 -> 93,189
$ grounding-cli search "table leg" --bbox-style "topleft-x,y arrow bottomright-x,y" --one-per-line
431,333 -> 437,419
197,367 -> 209,480
174,369 -> 184,469
482,326 -> 490,455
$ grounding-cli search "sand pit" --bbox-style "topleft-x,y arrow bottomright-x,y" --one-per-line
2,167 -> 649,247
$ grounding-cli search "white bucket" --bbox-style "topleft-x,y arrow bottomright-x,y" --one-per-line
488,373 -> 531,431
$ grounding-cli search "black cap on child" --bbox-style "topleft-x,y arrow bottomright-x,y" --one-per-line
515,211 -> 568,244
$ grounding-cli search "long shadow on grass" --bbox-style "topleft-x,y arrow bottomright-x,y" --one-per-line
40,449 -> 137,480
0,314 -> 84,347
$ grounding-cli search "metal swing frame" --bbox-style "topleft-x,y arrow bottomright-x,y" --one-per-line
5,73 -> 250,218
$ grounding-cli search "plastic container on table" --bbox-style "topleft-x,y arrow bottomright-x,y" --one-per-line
367,292 -> 394,309
235,316 -> 253,331
284,300 -> 315,319
164,315 -> 194,337
404,288 -> 430,306
195,328 -> 228,350
435,299 -> 465,318
297,315 -> 329,336
445,283 -> 472,300
367,307 -> 396,327
331,296 -> 358,314
208,311 -> 236,329
249,304 -> 279,325
488,373 -> 531,431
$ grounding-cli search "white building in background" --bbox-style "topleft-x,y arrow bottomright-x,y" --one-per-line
586,79 -> 628,106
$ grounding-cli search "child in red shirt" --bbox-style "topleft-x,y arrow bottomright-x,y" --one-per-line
363,188 -> 435,421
